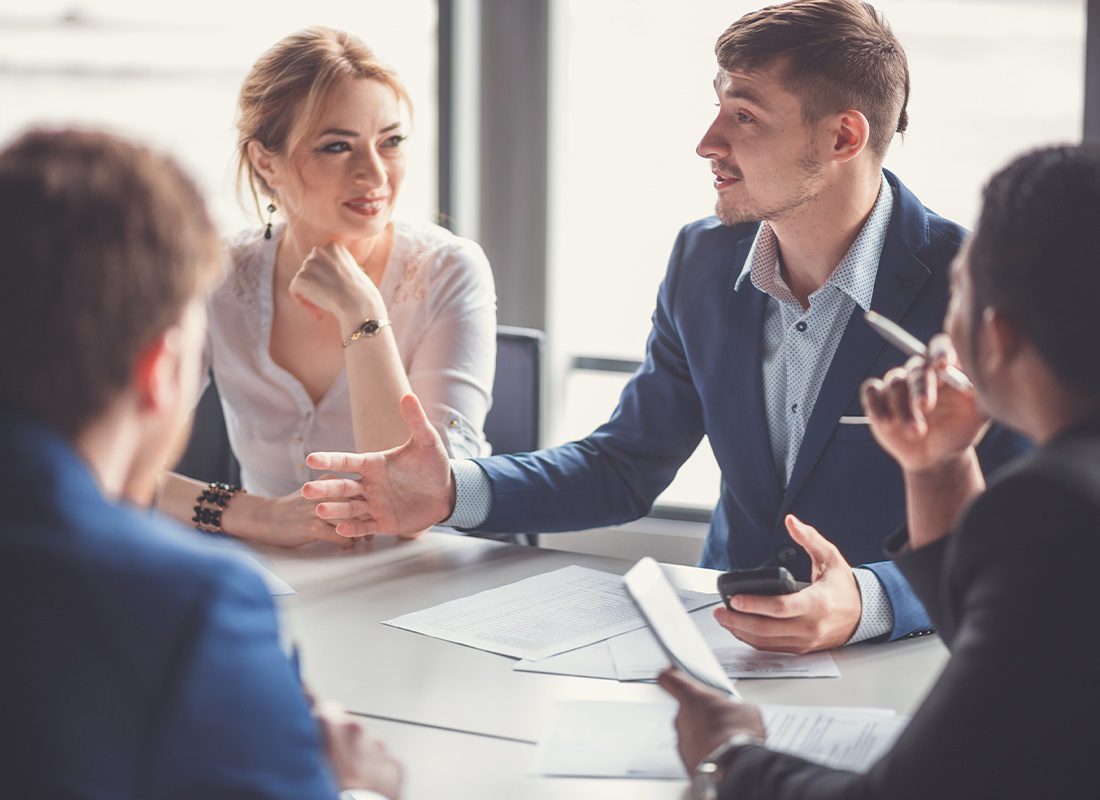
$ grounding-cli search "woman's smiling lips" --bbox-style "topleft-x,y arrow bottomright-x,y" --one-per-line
343,196 -> 389,216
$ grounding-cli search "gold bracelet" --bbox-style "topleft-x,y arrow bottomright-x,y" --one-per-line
342,318 -> 391,348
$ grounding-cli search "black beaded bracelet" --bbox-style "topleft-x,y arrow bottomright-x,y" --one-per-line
192,481 -> 245,534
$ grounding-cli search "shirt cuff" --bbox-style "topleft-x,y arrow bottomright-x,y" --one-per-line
846,567 -> 895,644
442,459 -> 492,530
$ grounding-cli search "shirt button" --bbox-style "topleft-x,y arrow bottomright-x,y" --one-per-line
295,435 -> 303,443
448,419 -> 458,428
795,321 -> 808,332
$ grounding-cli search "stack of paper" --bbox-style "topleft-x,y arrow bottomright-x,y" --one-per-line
531,700 -> 908,778
516,605 -> 837,680
383,565 -> 715,660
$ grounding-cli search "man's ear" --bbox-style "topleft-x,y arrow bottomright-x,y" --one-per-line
246,140 -> 282,193
132,330 -> 176,414
982,306 -> 1024,373
828,109 -> 871,164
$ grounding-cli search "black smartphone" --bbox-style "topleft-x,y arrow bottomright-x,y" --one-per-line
717,567 -> 801,609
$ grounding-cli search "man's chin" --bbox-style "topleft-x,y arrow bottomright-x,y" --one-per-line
715,200 -> 760,227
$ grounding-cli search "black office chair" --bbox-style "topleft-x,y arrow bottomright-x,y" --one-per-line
173,326 -> 546,544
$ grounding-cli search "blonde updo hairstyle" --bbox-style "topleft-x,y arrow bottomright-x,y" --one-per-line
235,26 -> 412,219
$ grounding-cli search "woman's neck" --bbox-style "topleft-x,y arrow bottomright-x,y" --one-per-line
274,219 -> 394,288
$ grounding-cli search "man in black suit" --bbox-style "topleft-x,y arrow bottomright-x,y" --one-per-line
658,143 -> 1100,799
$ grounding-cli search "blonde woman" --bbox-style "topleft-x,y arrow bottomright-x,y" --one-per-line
158,27 -> 496,545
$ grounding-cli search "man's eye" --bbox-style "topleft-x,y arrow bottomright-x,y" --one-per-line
736,111 -> 754,123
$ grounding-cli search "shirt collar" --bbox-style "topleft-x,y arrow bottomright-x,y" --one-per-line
734,172 -> 894,314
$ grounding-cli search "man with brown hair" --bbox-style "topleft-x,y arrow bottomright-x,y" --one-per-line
0,129 -> 400,799
660,142 -> 1100,799
304,0 -> 1027,652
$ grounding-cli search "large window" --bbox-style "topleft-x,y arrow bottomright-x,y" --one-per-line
548,0 -> 1085,514
0,0 -> 439,236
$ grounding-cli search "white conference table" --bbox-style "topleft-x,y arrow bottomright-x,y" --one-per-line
261,532 -> 948,799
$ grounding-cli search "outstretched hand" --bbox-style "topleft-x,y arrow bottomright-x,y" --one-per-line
302,393 -> 455,537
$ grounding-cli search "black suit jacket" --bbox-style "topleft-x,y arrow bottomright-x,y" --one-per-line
721,416 -> 1100,799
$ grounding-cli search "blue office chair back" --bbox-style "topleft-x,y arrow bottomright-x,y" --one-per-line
483,325 -> 544,457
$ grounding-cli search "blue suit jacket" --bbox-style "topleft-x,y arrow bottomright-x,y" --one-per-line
0,418 -> 337,798
470,171 -> 1029,639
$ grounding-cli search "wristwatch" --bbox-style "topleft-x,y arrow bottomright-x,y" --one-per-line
342,318 -> 392,348
692,732 -> 765,800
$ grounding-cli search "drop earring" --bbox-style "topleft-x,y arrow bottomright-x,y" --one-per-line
264,200 -> 277,240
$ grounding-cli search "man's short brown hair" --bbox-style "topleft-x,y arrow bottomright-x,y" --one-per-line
716,0 -> 909,159
0,129 -> 221,437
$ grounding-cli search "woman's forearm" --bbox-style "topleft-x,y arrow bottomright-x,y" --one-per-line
338,302 -> 413,453
157,470 -> 264,539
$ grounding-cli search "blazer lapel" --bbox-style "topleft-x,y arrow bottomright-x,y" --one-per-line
725,235 -> 784,522
780,174 -> 935,513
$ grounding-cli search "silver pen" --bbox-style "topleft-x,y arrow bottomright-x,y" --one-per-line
864,311 -> 973,393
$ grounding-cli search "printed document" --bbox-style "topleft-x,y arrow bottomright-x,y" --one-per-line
383,565 -> 715,661
608,604 -> 838,680
532,700 -> 908,778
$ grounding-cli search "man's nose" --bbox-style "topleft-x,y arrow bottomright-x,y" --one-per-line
697,117 -> 730,161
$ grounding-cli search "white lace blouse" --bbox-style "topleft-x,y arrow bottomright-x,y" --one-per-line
204,220 -> 496,497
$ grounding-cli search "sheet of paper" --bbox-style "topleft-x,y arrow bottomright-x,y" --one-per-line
761,704 -> 907,772
514,641 -> 619,680
383,565 -> 716,661
531,701 -> 908,779
530,700 -> 685,779
624,557 -> 737,696
608,605 -> 838,680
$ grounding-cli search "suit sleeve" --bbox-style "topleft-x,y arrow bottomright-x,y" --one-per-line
137,561 -> 338,799
718,473 -> 1100,799
465,227 -> 706,534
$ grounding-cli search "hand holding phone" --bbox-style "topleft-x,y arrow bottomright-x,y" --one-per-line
717,567 -> 801,610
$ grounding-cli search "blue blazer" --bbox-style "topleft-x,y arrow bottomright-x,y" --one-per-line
0,418 -> 337,799
470,171 -> 1029,639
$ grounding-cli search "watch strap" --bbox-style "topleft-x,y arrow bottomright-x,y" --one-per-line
692,732 -> 765,800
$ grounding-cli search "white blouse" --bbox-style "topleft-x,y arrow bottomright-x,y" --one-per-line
204,220 -> 496,497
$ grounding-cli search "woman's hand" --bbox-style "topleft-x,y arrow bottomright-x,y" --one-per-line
288,242 -> 387,326
860,334 -> 989,474
222,482 -> 360,548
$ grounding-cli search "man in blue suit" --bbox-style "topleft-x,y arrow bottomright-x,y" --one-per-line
0,130 -> 400,798
304,0 -> 1027,652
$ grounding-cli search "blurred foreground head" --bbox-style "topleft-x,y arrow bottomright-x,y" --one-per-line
0,128 -> 221,439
